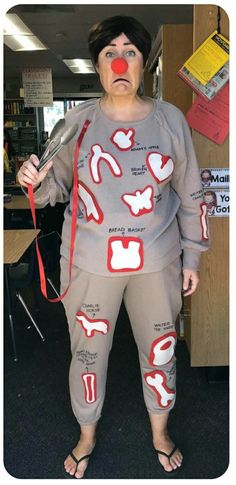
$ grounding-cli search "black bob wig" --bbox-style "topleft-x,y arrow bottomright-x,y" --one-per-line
88,15 -> 152,67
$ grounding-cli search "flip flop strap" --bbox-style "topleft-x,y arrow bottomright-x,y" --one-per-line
155,444 -> 177,460
70,451 -> 91,466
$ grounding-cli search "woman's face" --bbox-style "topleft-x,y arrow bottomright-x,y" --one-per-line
96,33 -> 144,97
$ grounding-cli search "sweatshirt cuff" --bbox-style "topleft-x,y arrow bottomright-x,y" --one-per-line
182,249 -> 201,271
21,183 -> 41,196
21,178 -> 49,206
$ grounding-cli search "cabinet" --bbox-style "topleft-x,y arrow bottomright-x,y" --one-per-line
147,17 -> 229,367
187,5 -> 229,367
4,99 -> 40,156
147,24 -> 193,113
146,24 -> 194,343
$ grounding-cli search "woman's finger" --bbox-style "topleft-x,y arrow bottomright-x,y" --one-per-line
182,270 -> 199,296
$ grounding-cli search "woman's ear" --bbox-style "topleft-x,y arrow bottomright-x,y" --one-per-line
95,63 -> 100,74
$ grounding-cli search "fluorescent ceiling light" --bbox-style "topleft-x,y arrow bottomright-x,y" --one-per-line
4,13 -> 47,51
4,13 -> 32,35
63,59 -> 95,74
4,35 -> 46,51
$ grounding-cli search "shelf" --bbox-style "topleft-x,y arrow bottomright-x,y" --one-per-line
4,100 -> 41,158
9,138 -> 37,141
9,126 -> 37,130
4,113 -> 35,117
5,119 -> 37,129
4,100 -> 35,116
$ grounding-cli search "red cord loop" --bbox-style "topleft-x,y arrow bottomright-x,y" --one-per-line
27,119 -> 91,302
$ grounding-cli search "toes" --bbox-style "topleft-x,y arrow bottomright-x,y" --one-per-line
171,457 -> 179,466
64,444 -> 93,478
163,462 -> 173,472
155,442 -> 183,472
75,465 -> 87,479
66,465 -> 76,474
158,456 -> 173,472
75,472 -> 82,479
75,472 -> 84,479
158,449 -> 183,472
74,459 -> 89,479
176,456 -> 183,466
176,451 -> 183,464
64,458 -> 76,475
170,452 -> 183,468
75,468 -> 83,479
66,465 -> 75,474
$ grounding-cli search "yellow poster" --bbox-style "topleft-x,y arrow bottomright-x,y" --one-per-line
183,30 -> 229,85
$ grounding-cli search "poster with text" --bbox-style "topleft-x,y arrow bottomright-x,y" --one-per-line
22,67 -> 53,107
200,168 -> 229,188
203,188 -> 229,217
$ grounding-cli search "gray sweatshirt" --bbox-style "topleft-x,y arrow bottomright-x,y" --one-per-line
32,98 -> 210,276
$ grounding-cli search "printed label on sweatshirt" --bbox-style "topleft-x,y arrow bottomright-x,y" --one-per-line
111,128 -> 135,150
200,202 -> 209,239
107,236 -> 144,272
121,185 -> 154,216
82,373 -> 97,404
79,181 -> 104,224
149,332 -> 177,366
146,152 -> 174,183
144,370 -> 175,409
76,350 -> 98,366
76,311 -> 110,337
89,144 -> 122,183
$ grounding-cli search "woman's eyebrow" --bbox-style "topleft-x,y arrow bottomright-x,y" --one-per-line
107,42 -> 133,46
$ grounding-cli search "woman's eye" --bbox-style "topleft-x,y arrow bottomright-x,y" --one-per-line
125,50 -> 136,57
105,51 -> 115,58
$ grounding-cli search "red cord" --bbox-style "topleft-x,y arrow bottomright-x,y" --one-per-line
27,119 -> 91,302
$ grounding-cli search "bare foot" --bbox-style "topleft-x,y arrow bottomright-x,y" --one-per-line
153,434 -> 183,472
64,437 -> 96,478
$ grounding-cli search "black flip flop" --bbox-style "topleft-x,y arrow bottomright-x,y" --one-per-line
155,444 -> 182,475
64,451 -> 91,479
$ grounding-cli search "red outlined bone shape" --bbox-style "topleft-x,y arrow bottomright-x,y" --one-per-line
76,311 -> 110,337
111,128 -> 135,151
144,370 -> 175,409
146,152 -> 174,183
78,181 -> 104,224
89,144 -> 122,183
122,185 -> 154,216
200,202 -> 209,240
82,373 -> 97,404
149,332 -> 177,366
107,236 -> 144,272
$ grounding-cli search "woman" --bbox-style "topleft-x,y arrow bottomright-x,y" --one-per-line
17,15 -> 210,479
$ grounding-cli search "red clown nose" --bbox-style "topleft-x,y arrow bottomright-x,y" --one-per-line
111,57 -> 128,74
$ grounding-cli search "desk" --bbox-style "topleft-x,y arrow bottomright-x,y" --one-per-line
4,182 -> 21,190
4,229 -> 40,361
4,229 -> 40,263
4,195 -> 44,230
4,195 -> 41,210
4,180 -> 24,195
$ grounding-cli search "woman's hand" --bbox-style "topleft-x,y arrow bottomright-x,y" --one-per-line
182,269 -> 200,296
17,154 -> 53,189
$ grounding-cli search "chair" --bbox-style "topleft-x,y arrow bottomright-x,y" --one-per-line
6,231 -> 62,350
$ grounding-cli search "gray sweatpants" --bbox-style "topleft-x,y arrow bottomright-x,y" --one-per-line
60,256 -> 182,425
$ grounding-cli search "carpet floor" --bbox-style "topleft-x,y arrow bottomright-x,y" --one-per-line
4,281 -> 229,479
